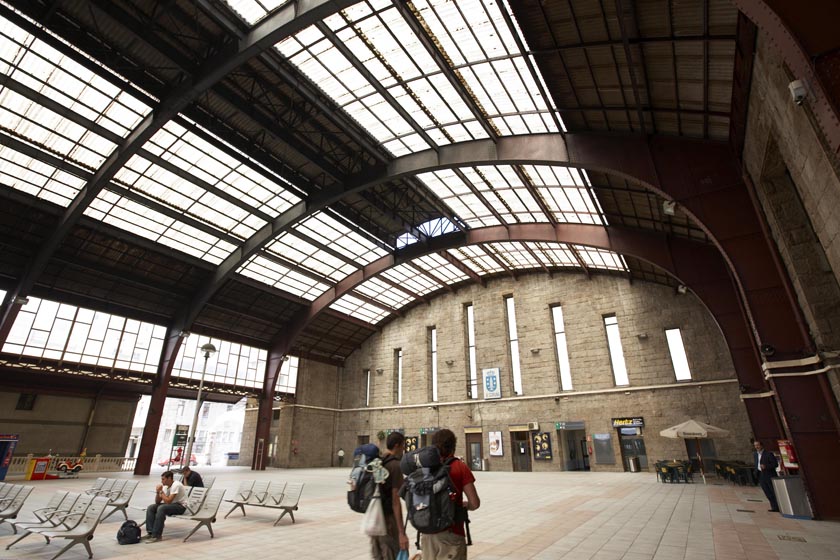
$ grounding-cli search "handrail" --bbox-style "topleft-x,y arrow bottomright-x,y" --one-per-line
6,455 -> 137,475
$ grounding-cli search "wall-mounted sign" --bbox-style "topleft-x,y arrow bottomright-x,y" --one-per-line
555,421 -> 586,431
173,424 -> 189,446
419,427 -> 440,435
533,432 -> 553,460
483,368 -> 501,399
488,431 -> 503,456
404,436 -> 418,453
611,417 -> 645,428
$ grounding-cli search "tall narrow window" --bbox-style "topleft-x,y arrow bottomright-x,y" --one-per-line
429,327 -> 438,402
551,305 -> 573,390
465,305 -> 478,399
665,328 -> 692,381
275,356 -> 299,394
604,315 -> 629,386
395,348 -> 403,404
364,368 -> 371,407
505,296 -> 523,395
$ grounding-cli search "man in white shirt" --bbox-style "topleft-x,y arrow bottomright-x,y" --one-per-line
144,470 -> 188,542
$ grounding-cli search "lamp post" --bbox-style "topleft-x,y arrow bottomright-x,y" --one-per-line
183,342 -> 216,470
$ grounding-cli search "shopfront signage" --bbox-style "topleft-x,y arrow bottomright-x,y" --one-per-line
555,421 -> 586,431
612,417 -> 644,428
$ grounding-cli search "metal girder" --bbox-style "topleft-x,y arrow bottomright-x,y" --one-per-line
528,34 -> 737,55
437,250 -> 485,287
732,0 -> 840,157
614,0 -> 648,135
316,22 -> 437,151
391,0 -> 499,140
0,0 -> 357,342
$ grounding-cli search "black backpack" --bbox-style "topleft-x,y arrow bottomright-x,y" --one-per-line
399,446 -> 464,534
347,443 -> 382,513
116,520 -> 141,545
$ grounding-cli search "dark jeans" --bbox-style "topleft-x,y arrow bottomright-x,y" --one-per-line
146,502 -> 186,537
759,474 -> 779,511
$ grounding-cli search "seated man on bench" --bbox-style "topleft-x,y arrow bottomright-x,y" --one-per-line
181,466 -> 204,488
145,471 -> 187,542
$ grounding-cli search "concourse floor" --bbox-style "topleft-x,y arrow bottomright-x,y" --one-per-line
1,467 -> 838,560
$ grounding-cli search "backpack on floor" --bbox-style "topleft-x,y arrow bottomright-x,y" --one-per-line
116,520 -> 141,545
399,446 -> 464,534
348,443 -> 382,513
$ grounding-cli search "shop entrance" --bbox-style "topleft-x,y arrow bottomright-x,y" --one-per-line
510,431 -> 532,472
465,432 -> 483,471
618,428 -> 648,471
557,429 -> 590,471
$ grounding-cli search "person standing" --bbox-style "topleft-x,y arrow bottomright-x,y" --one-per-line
144,470 -> 188,542
421,429 -> 480,560
753,440 -> 779,512
372,432 -> 408,560
181,466 -> 204,487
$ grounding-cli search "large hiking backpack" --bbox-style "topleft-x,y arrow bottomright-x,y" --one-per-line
116,520 -> 141,545
347,443 -> 386,513
399,446 -> 463,534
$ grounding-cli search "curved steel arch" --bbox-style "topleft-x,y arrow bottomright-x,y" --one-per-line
181,132 -> 807,360
0,0 -> 356,341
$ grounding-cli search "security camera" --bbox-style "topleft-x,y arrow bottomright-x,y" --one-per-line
760,344 -> 776,357
789,80 -> 807,106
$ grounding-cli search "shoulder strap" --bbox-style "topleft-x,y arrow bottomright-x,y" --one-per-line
382,455 -> 398,466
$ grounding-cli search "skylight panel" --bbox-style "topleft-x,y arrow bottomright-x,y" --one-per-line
85,192 -> 235,264
574,246 -> 628,271
266,234 -> 357,282
532,242 -> 578,267
449,245 -> 504,274
295,213 -> 388,265
224,0 -> 290,25
238,254 -> 329,300
330,293 -> 390,324
0,145 -> 85,205
412,253 -> 469,284
520,165 -> 604,225
465,165 -> 548,223
487,242 -> 540,269
381,264 -> 441,296
355,277 -> 415,309
3,296 -> 165,374
173,333 -> 267,389
416,170 -> 500,228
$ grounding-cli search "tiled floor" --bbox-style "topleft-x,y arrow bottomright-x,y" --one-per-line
1,468 -> 837,559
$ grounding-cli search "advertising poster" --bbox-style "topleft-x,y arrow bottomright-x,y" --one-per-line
533,432 -> 553,460
404,436 -> 418,453
488,431 -> 503,456
482,368 -> 501,399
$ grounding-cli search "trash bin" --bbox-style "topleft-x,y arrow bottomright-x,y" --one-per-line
773,476 -> 812,519
629,457 -> 641,472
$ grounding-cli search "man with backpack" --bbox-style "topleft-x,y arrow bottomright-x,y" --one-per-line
372,432 -> 409,560
422,429 -> 480,560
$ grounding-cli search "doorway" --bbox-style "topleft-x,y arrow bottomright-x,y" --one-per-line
618,429 -> 648,471
510,431 -> 532,472
356,435 -> 370,447
465,433 -> 483,471
558,429 -> 589,471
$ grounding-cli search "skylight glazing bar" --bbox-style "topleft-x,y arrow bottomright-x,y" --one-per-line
3,296 -> 166,374
173,334 -> 268,389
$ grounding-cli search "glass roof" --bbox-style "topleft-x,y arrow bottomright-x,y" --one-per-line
275,0 -> 560,157
3,296 -> 166,374
224,0 -> 291,25
172,333 -> 267,389
0,15 -> 150,205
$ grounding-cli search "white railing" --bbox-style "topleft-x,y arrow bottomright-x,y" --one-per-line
7,455 -> 137,475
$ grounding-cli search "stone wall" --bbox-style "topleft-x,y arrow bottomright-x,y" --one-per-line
286,272 -> 753,472
742,33 -> 840,403
1,391 -> 136,456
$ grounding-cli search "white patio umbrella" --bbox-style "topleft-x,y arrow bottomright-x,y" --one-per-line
659,419 -> 730,483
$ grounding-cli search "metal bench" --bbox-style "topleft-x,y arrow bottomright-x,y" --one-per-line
171,488 -> 226,542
